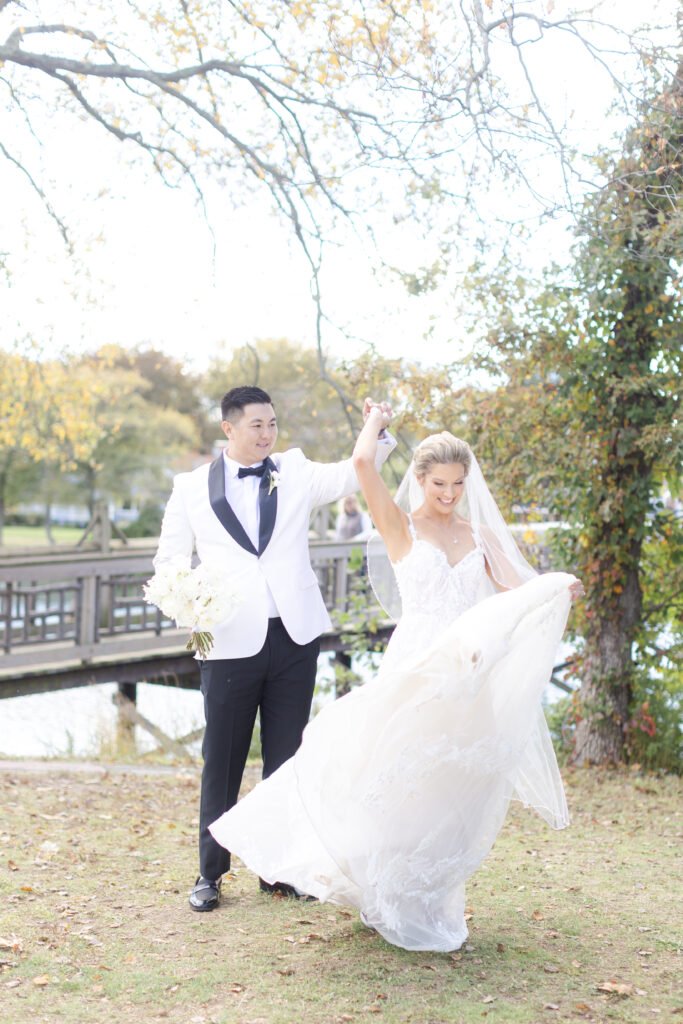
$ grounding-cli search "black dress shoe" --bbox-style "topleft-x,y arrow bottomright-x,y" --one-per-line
259,877 -> 300,898
259,877 -> 317,901
189,876 -> 221,912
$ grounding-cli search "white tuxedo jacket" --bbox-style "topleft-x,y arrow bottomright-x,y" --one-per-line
154,440 -> 395,659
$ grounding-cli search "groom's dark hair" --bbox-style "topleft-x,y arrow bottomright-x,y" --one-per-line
221,386 -> 274,422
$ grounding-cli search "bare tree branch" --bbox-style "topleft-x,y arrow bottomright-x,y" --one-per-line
0,138 -> 72,249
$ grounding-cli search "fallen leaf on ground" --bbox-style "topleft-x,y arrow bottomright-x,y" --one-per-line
277,968 -> 294,976
543,964 -> 560,973
597,981 -> 634,996
0,936 -> 22,953
544,1004 -> 559,1010
7,861 -> 18,871
497,942 -> 505,953
482,995 -> 495,1004
32,975 -> 49,986
532,909 -> 543,920
637,949 -> 654,956
5,980 -> 21,989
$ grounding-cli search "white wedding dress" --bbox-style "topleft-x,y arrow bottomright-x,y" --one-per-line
210,521 -> 572,952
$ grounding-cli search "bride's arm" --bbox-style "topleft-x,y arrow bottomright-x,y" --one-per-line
353,401 -> 412,562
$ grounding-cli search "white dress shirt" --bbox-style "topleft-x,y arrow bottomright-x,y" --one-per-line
223,451 -> 280,618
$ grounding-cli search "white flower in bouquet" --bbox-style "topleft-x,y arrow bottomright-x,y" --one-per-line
143,557 -> 243,658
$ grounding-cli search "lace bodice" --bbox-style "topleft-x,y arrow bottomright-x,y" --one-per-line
394,519 -> 489,619
378,518 -> 491,671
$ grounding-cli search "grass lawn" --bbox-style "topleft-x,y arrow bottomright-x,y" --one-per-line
0,764 -> 679,1024
0,525 -> 86,549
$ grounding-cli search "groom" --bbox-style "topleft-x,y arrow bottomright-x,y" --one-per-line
154,385 -> 394,910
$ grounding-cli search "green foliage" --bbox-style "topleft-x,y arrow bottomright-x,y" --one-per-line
544,695 -> 575,767
456,73 -> 683,763
625,660 -> 682,772
113,347 -> 215,452
328,547 -> 390,696
122,501 -> 164,538
334,73 -> 683,765
202,339 -> 357,462
71,345 -> 201,512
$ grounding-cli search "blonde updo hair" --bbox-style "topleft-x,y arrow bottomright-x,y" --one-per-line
413,432 -> 472,479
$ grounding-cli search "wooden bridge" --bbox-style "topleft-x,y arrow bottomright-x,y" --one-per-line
0,540 -> 390,702
0,533 -> 573,759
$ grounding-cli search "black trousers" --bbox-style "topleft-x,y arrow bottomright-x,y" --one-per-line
198,617 -> 320,881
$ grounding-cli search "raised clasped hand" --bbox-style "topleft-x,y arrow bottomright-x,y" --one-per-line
362,397 -> 393,427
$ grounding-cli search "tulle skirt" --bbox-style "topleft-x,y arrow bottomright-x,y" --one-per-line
210,572 -> 572,951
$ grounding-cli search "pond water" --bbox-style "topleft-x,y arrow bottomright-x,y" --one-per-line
0,655 -> 339,760
0,647 -> 573,760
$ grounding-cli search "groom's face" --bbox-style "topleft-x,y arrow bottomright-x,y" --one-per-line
222,402 -> 278,465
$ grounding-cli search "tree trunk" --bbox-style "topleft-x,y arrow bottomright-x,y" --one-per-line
44,499 -> 55,544
573,549 -> 642,764
84,464 -> 97,516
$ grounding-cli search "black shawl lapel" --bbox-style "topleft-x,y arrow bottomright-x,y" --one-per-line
207,456 -> 258,556
258,456 -> 278,555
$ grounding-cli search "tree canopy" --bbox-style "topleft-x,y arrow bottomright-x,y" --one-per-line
1,0 -> 677,275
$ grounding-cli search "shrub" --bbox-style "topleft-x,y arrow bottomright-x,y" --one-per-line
123,502 -> 164,538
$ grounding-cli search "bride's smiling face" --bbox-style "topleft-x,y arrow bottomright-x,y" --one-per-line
418,462 -> 467,515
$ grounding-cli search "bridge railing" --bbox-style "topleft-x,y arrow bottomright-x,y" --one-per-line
0,541 -> 372,665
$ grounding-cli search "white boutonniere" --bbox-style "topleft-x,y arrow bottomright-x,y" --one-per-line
268,469 -> 280,496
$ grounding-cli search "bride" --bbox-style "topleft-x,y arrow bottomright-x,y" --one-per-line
210,401 -> 581,952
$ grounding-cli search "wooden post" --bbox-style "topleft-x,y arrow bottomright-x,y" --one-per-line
335,556 -> 349,611
78,576 -> 98,646
112,691 -> 193,762
2,582 -> 12,654
115,682 -> 138,753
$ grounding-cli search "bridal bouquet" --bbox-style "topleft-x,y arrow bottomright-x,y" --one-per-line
143,556 -> 243,657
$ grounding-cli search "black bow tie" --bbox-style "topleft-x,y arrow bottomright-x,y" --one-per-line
237,463 -> 266,479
